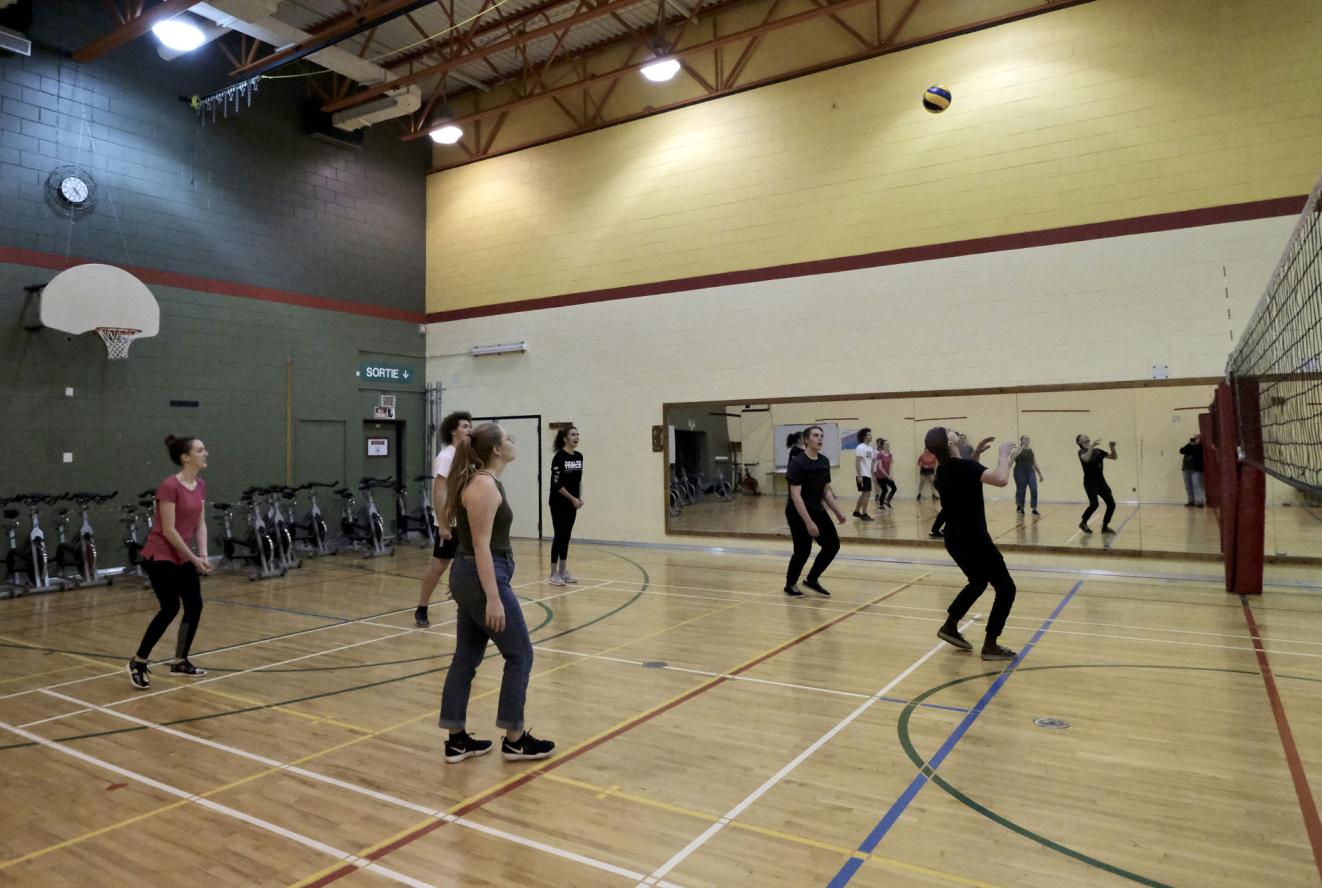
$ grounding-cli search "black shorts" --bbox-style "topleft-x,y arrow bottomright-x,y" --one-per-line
856,476 -> 872,492
919,468 -> 935,477
432,531 -> 458,560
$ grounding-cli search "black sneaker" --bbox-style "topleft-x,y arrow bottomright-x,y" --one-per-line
937,627 -> 972,651
929,530 -> 944,538
127,659 -> 150,689
860,513 -> 873,521
784,584 -> 804,597
1101,525 -> 1116,534
1078,522 -> 1093,534
502,731 -> 555,761
170,660 -> 207,676
803,579 -> 831,597
851,510 -> 862,518
1031,509 -> 1041,516
981,644 -> 1017,661
1016,508 -> 1024,515
415,607 -> 430,628
444,731 -> 493,763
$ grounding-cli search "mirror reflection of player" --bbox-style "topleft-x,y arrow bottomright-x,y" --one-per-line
1076,434 -> 1119,534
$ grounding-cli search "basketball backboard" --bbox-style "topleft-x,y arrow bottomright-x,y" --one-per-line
39,264 -> 160,337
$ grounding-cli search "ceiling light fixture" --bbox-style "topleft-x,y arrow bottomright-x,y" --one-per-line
470,341 -> 527,356
429,124 -> 463,144
150,17 -> 207,53
640,56 -> 681,83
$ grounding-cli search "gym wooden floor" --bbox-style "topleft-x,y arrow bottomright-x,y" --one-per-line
1,542 -> 1320,887
669,494 -> 1322,560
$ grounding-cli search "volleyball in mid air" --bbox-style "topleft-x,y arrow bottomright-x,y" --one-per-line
923,85 -> 951,113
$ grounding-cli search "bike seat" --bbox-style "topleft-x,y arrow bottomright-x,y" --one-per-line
213,502 -> 232,510
138,499 -> 154,508
413,474 -> 434,482
137,489 -> 155,498
2,509 -> 17,519
335,488 -> 352,497
56,508 -> 70,516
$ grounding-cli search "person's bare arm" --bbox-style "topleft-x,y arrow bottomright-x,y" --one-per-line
789,485 -> 818,537
431,474 -> 450,539
1105,442 -> 1119,460
982,443 -> 1016,487
822,484 -> 847,523
463,477 -> 506,632
158,500 -> 212,574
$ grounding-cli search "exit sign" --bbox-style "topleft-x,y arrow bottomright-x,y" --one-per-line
357,362 -> 415,384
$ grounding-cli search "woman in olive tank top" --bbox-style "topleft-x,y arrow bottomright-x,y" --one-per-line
437,423 -> 555,764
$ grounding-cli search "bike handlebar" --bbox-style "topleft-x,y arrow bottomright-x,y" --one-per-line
413,474 -> 434,482
358,476 -> 394,489
295,480 -> 340,490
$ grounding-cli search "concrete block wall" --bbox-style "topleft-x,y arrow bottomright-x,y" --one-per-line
425,0 -> 1322,313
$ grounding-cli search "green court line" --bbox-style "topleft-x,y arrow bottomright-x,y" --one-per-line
0,550 -> 645,752
896,663 -> 1275,887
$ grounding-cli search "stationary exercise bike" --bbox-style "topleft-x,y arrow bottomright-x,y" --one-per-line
254,486 -> 301,571
286,481 -> 338,557
1,494 -> 69,593
49,491 -> 117,587
118,499 -> 151,586
394,474 -> 437,547
212,494 -> 284,580
335,476 -> 394,558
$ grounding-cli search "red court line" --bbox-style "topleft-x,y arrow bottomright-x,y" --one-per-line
304,579 -> 920,887
1240,595 -> 1322,882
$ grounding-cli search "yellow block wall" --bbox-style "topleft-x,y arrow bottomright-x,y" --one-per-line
427,0 -> 1322,312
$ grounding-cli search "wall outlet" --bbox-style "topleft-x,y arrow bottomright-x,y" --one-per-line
65,387 -> 74,397
62,452 -> 73,463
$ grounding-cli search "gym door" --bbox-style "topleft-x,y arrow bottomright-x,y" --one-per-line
472,415 -> 542,540
363,421 -> 402,485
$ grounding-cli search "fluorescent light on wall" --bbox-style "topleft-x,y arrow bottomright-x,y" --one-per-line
151,17 -> 206,52
640,57 -> 681,82
470,341 -> 527,356
430,124 -> 464,144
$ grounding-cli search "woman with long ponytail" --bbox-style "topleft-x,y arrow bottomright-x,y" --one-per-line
547,425 -> 583,585
438,423 -> 556,764
127,435 -> 213,689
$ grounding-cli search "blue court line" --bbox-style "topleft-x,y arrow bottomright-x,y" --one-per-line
826,580 -> 1083,888
878,696 -> 969,715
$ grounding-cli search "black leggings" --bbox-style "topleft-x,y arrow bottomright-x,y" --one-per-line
944,533 -> 1017,638
136,558 -> 203,661
1081,483 -> 1116,527
876,478 -> 897,503
785,505 -> 840,585
549,498 -> 577,564
930,509 -> 946,535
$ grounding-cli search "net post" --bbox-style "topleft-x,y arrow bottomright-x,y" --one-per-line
1198,411 -> 1217,510
1213,382 -> 1239,593
1232,377 -> 1265,595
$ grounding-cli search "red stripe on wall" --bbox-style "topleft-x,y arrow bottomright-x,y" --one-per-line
425,194 -> 1306,323
0,245 -> 425,323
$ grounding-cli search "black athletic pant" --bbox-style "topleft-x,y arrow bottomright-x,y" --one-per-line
549,497 -> 577,564
943,532 -> 1017,638
785,504 -> 839,585
876,478 -> 897,504
930,509 -> 946,535
1081,482 -> 1116,527
136,558 -> 203,661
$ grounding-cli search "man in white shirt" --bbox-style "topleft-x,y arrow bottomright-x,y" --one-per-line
416,411 -> 472,627
853,427 -> 875,521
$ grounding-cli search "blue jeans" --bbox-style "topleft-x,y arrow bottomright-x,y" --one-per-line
1014,467 -> 1038,510
439,554 -> 533,732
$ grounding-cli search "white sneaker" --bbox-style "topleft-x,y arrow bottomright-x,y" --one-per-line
560,570 -> 578,584
548,573 -> 565,586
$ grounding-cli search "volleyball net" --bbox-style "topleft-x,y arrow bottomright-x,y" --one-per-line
1213,172 -> 1322,593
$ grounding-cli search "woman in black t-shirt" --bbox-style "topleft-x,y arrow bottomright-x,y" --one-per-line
786,431 -> 805,464
784,425 -> 847,597
548,426 -> 584,585
927,426 -> 1020,661
1075,434 -> 1118,534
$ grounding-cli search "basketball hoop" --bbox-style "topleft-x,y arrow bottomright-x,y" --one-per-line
96,327 -> 141,360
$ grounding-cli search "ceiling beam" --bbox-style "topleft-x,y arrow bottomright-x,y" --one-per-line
323,0 -> 651,114
72,0 -> 198,62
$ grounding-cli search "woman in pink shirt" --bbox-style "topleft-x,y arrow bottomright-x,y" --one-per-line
872,438 -> 897,509
128,435 -> 213,689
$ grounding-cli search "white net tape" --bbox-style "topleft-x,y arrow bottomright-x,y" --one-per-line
96,327 -> 141,360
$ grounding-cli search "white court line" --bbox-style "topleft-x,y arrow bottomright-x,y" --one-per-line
634,616 -> 980,887
0,716 -> 440,888
15,581 -> 614,730
0,576 -> 554,704
576,581 -> 1322,659
39,688 -> 673,887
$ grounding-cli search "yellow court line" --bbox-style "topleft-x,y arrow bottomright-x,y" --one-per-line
0,661 -> 99,687
0,633 -> 110,674
287,577 -> 925,887
188,684 -> 376,734
540,772 -> 1008,888
0,594 -> 746,875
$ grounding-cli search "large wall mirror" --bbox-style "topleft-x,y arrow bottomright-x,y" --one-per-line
664,380 -> 1322,564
